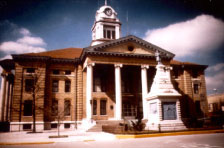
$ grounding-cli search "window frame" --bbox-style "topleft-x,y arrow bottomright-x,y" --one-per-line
52,70 -> 60,75
193,83 -> 199,94
23,100 -> 33,116
103,25 -> 115,39
26,68 -> 35,73
25,79 -> 34,92
51,99 -> 58,116
65,80 -> 71,92
93,99 -> 97,115
100,99 -> 107,115
64,100 -> 71,116
52,80 -> 59,92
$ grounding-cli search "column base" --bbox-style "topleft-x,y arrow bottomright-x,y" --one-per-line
81,119 -> 96,131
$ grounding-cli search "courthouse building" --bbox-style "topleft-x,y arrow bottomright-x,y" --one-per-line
0,3 -> 208,131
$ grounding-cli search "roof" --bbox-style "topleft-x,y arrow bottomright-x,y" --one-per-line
170,60 -> 199,65
83,35 -> 175,59
2,35 -> 207,69
0,59 -> 15,70
171,60 -> 208,69
24,48 -> 83,59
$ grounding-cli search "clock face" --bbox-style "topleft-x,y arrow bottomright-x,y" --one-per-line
104,8 -> 112,16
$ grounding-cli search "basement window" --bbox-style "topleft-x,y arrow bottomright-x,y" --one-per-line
23,124 -> 32,130
64,123 -> 70,129
51,123 -> 57,129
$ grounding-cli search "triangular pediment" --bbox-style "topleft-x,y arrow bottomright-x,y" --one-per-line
83,35 -> 175,59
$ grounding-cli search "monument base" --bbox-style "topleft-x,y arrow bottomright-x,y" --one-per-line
145,120 -> 187,131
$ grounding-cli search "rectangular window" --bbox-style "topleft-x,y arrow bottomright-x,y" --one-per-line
94,77 -> 101,92
24,100 -> 32,116
52,80 -> 59,92
122,103 -> 137,117
51,99 -> 58,116
100,100 -> 107,115
103,25 -> 115,39
107,30 -> 111,39
194,84 -> 199,94
25,79 -> 34,92
112,31 -> 115,39
103,30 -> 106,38
93,100 -> 97,115
162,102 -> 177,120
26,68 -> 35,73
64,100 -> 71,116
192,70 -> 198,78
65,70 -> 71,75
53,70 -> 60,75
65,80 -> 71,92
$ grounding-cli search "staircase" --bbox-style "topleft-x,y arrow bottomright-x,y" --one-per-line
87,120 -> 121,132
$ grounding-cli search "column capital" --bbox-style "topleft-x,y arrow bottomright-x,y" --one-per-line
114,64 -> 123,68
87,63 -> 95,67
141,65 -> 149,69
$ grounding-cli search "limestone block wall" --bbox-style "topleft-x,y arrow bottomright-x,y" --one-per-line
11,62 -> 46,123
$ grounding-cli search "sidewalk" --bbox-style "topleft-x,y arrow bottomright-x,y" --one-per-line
0,129 -> 224,145
0,129 -> 116,145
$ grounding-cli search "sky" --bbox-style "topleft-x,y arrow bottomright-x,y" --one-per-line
0,0 -> 224,95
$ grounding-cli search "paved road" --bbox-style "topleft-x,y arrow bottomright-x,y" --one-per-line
1,133 -> 224,148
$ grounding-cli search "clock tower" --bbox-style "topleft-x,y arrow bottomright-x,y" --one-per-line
91,1 -> 121,46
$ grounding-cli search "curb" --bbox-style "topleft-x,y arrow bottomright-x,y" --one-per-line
0,141 -> 54,145
116,129 -> 224,139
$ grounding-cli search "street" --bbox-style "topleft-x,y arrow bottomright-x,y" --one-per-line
1,133 -> 224,148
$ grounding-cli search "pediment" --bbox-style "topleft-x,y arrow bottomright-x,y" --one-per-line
102,41 -> 155,55
83,35 -> 175,59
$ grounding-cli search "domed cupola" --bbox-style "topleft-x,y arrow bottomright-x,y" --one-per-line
91,1 -> 121,46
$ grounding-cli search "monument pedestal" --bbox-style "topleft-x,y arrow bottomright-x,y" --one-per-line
145,56 -> 187,131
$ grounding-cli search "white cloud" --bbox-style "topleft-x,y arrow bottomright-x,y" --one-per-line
144,15 -> 224,57
0,25 -> 46,56
17,36 -> 46,46
19,28 -> 31,36
207,63 -> 224,72
0,41 -> 46,54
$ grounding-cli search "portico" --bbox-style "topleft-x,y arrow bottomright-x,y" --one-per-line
84,59 -> 158,121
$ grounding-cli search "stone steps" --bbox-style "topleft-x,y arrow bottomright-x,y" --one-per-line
87,120 -> 122,132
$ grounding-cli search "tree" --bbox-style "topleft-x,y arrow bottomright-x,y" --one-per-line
51,100 -> 68,138
27,70 -> 44,133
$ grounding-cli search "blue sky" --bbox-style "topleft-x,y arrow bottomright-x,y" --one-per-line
0,0 -> 224,94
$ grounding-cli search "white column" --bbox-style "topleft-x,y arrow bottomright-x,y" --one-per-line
141,65 -> 149,119
7,83 -> 13,121
3,80 -> 9,121
0,74 -> 6,122
86,63 -> 95,120
115,64 -> 122,120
